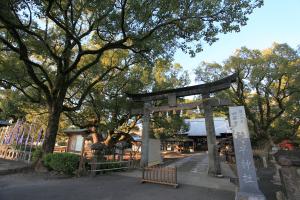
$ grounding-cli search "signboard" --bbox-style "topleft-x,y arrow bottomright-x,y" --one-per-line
148,139 -> 163,166
75,135 -> 84,152
229,106 -> 265,200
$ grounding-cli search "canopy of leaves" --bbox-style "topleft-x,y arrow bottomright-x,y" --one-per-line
0,0 -> 263,152
195,43 -> 300,143
64,59 -> 190,135
0,0 -> 263,110
151,112 -> 189,140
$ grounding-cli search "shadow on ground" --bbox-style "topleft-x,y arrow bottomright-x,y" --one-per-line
0,173 -> 234,200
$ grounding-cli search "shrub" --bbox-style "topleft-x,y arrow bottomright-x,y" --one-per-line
43,153 -> 80,175
32,147 -> 43,163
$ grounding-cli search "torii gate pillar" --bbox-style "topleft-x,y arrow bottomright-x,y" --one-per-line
203,93 -> 221,176
127,73 -> 237,172
140,102 -> 151,167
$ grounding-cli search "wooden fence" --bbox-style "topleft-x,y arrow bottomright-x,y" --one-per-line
142,166 -> 178,188
0,145 -> 31,161
89,160 -> 136,175
0,121 -> 45,163
53,146 -> 67,153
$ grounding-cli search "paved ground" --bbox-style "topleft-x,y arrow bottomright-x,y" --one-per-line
167,152 -> 236,191
0,153 -> 236,200
0,158 -> 31,175
0,152 -> 279,200
0,173 -> 235,200
257,165 -> 283,200
116,153 -> 236,191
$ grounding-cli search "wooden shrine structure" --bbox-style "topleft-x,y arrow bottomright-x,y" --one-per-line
127,73 -> 237,176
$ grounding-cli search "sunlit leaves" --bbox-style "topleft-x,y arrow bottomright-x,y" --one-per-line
195,43 -> 300,142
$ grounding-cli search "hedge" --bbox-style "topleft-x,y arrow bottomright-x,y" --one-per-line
43,153 -> 80,175
32,147 -> 43,163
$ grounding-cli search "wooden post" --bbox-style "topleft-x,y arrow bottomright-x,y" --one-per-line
193,141 -> 195,151
91,151 -> 97,176
141,102 -> 151,167
203,93 -> 221,176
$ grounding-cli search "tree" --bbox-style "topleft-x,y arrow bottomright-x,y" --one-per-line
151,113 -> 189,140
64,59 -> 190,136
0,89 -> 25,120
195,43 -> 300,144
148,60 -> 190,139
270,94 -> 300,141
0,0 -> 263,153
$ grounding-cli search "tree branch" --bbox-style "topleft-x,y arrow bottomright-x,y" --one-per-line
120,0 -> 127,38
62,67 -> 117,112
66,38 -> 130,84
0,28 -> 52,102
0,79 -> 41,103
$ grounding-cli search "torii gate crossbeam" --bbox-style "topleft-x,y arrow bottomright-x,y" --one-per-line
126,73 -> 237,176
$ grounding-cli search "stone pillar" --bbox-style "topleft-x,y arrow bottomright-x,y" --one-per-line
140,102 -> 151,167
229,106 -> 265,200
203,93 -> 221,176
270,146 -> 281,185
278,158 -> 300,200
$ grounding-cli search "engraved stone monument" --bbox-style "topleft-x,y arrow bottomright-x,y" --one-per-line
229,106 -> 266,200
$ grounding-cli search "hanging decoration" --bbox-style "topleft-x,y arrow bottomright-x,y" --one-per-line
196,106 -> 201,114
150,111 -> 153,118
0,120 -> 44,162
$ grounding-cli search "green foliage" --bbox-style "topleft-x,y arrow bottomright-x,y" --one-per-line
64,59 -> 190,134
0,89 -> 27,120
195,43 -> 300,142
56,139 -> 67,146
0,0 -> 263,153
151,113 -> 189,139
32,147 -> 43,163
43,153 -> 80,175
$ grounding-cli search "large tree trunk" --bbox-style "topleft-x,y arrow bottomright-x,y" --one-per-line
42,102 -> 63,153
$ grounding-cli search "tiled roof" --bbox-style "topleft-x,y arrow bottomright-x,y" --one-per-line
0,120 -> 10,126
183,118 -> 232,137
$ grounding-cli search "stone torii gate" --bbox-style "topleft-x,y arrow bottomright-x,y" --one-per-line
127,73 -> 237,176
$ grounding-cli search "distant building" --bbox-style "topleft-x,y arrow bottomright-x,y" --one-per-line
161,117 -> 232,152
0,120 -> 10,127
183,117 -> 232,137
63,128 -> 89,153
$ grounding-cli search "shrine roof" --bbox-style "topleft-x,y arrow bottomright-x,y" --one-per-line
0,120 -> 10,127
183,118 -> 232,137
63,128 -> 88,135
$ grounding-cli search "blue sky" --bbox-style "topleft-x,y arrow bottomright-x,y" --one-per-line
174,0 -> 300,84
